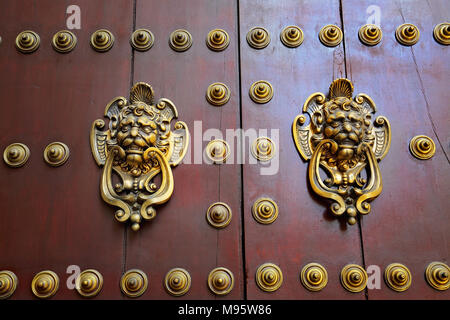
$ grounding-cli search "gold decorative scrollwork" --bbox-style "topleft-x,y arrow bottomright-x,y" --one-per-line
425,262 -> 449,291
319,25 -> 343,47
395,23 -> 420,46
340,264 -> 367,293
433,23 -> 450,45
206,202 -> 232,229
43,142 -> 70,167
90,82 -> 189,231
384,263 -> 411,292
3,143 -> 30,168
169,29 -> 193,52
252,197 -> 278,224
206,82 -> 231,106
247,27 -> 270,49
208,267 -> 234,295
76,269 -> 103,298
130,29 -> 154,52
90,29 -> 114,52
249,80 -> 274,104
31,270 -> 59,299
0,271 -> 18,300
206,29 -> 230,51
358,24 -> 382,46
280,26 -> 304,48
164,268 -> 191,297
300,263 -> 328,292
52,30 -> 77,53
15,30 -> 40,53
120,269 -> 148,298
255,263 -> 283,292
409,135 -> 435,160
292,78 -> 391,225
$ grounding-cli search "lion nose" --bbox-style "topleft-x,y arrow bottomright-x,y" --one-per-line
343,123 -> 352,133
130,127 -> 139,137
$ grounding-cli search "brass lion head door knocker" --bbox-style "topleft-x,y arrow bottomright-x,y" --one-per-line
292,79 -> 390,225
90,82 -> 189,231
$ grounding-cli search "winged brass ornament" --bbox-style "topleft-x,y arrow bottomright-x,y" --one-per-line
292,79 -> 390,225
90,82 -> 189,231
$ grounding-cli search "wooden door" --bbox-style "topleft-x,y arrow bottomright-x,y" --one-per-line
0,0 -> 448,300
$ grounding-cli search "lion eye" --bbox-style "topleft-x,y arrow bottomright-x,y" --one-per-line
121,125 -> 130,133
331,121 -> 340,128
143,126 -> 152,133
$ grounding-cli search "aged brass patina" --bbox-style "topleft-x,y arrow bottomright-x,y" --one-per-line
251,137 -> 275,162
3,143 -> 30,168
208,267 -> 234,295
433,23 -> 450,45
90,82 -> 189,231
0,271 -> 18,300
43,142 -> 70,167
52,30 -> 77,53
319,24 -> 343,47
31,270 -> 59,299
205,139 -> 230,164
120,269 -> 148,298
358,24 -> 382,46
206,82 -> 231,106
409,135 -> 435,160
425,262 -> 450,291
169,29 -> 192,52
164,268 -> 191,297
252,197 -> 278,224
340,264 -> 367,293
206,202 -> 232,229
255,263 -> 283,292
293,78 -> 391,225
130,29 -> 154,51
384,263 -> 412,292
90,29 -> 114,52
206,29 -> 230,51
395,23 -> 420,46
247,27 -> 270,49
15,30 -> 40,53
249,80 -> 274,104
300,263 -> 328,292
280,25 -> 304,48
76,269 -> 103,298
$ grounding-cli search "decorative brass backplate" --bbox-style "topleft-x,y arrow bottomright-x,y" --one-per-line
395,23 -> 420,46
206,82 -> 231,106
319,25 -> 343,47
120,269 -> 148,298
280,26 -> 304,48
384,263 -> 411,292
206,202 -> 232,229
90,82 -> 189,231
292,78 -> 391,225
252,197 -> 278,224
409,135 -> 435,160
52,30 -> 77,53
31,270 -> 59,299
249,80 -> 274,104
358,24 -> 382,46
169,29 -> 193,52
300,263 -> 328,292
255,263 -> 283,292
340,264 -> 367,293
247,27 -> 270,49
130,29 -> 154,51
425,262 -> 450,291
208,267 -> 234,295
0,270 -> 18,300
15,30 -> 40,53
43,142 -> 70,167
3,143 -> 30,168
433,23 -> 450,45
206,29 -> 230,51
164,268 -> 191,297
76,269 -> 103,298
90,29 -> 114,52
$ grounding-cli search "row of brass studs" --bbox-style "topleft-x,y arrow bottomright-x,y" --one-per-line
255,261 -> 449,293
3,142 -> 70,167
0,267 -> 235,299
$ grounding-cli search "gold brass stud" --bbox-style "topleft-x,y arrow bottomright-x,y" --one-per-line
3,143 -> 30,168
319,24 -> 343,47
433,23 -> 450,45
206,202 -> 232,229
164,268 -> 191,297
340,264 -> 367,293
384,263 -> 411,292
280,26 -> 304,48
130,29 -> 154,51
76,269 -> 103,298
409,135 -> 436,160
206,82 -> 231,106
206,139 -> 230,164
256,263 -> 283,292
249,80 -> 274,104
206,29 -> 230,51
425,262 -> 450,291
208,267 -> 234,295
0,271 -> 18,300
120,269 -> 148,298
52,30 -> 77,53
43,142 -> 70,167
300,263 -> 328,292
252,197 -> 278,224
247,27 -> 270,49
358,24 -> 382,46
31,270 -> 59,299
169,29 -> 193,52
90,29 -> 115,52
15,30 -> 40,53
251,137 -> 275,162
395,23 -> 420,46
